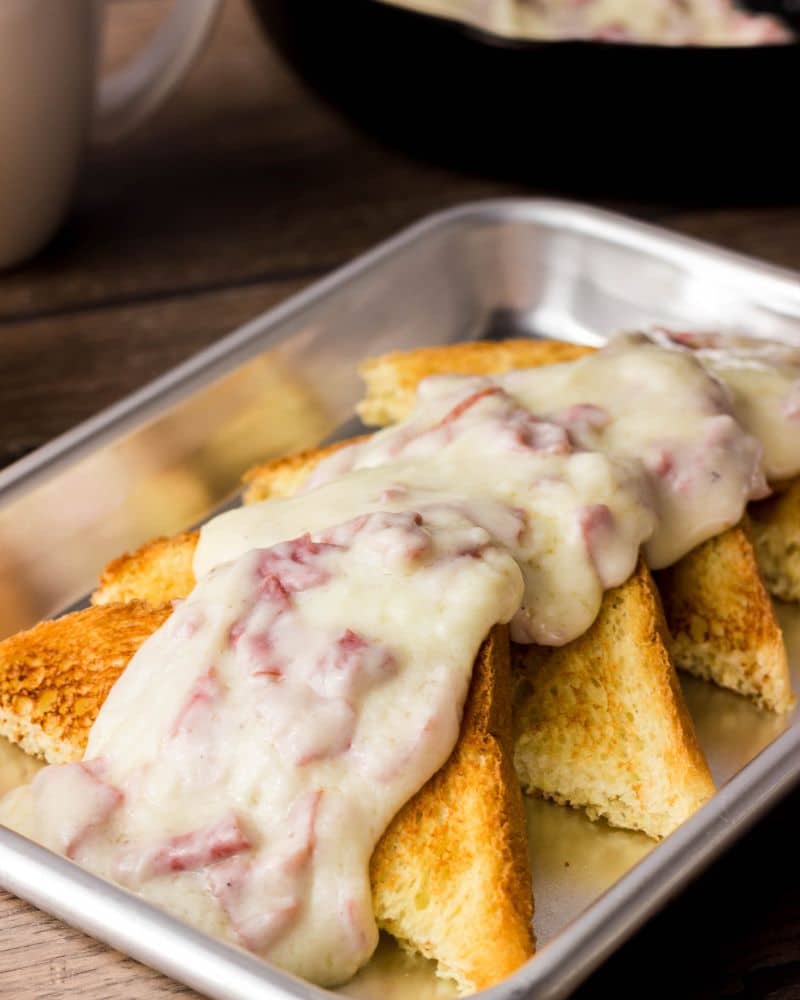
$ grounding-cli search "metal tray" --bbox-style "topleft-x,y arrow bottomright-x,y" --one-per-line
1,199 -> 800,1000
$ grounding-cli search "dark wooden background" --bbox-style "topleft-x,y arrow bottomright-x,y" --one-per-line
1,1 -> 798,997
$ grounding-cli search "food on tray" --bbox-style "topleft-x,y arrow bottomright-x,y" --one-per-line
388,0 -> 794,45
0,331 -> 798,993
357,334 -> 797,710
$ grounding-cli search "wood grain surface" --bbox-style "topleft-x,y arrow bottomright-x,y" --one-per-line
1,2 -> 799,998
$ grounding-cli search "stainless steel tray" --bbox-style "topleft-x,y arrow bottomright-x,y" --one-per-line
1,199 -> 800,1000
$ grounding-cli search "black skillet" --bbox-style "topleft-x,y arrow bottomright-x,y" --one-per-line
249,0 -> 800,199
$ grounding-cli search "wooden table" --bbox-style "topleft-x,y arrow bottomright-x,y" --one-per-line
1,2 -> 799,997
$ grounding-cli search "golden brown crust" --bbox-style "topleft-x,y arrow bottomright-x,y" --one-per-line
372,626 -> 535,991
93,532 -> 198,607
655,525 -> 795,713
513,561 -> 715,838
357,339 -> 594,427
0,601 -> 171,764
748,476 -> 800,603
242,436 -> 369,504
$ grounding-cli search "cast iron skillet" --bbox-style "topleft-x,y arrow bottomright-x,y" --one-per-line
250,0 -> 798,198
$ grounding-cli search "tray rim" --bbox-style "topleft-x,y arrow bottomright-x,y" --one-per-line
2,196 -> 800,1000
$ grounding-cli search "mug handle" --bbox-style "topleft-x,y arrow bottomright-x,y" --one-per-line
91,0 -> 222,144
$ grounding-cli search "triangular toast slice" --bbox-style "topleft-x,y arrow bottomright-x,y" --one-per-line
371,625 -> 534,991
0,613 -> 533,992
655,524 -> 793,712
354,338 -> 794,713
513,562 -> 714,837
94,438 -> 715,838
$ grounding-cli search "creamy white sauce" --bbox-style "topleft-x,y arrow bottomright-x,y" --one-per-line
494,333 -> 769,567
2,330 -> 798,987
198,384 -> 656,645
271,333 -> 766,570
651,330 -> 800,483
1,513 -> 522,985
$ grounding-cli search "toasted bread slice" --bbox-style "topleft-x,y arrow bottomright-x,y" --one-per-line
352,338 -> 794,712
371,625 -> 534,991
93,531 -> 198,607
512,562 -> 714,838
0,607 -> 534,992
655,525 -> 794,713
749,477 -> 800,603
0,601 -> 172,763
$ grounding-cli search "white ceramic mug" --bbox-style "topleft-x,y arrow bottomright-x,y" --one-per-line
0,0 -> 221,269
